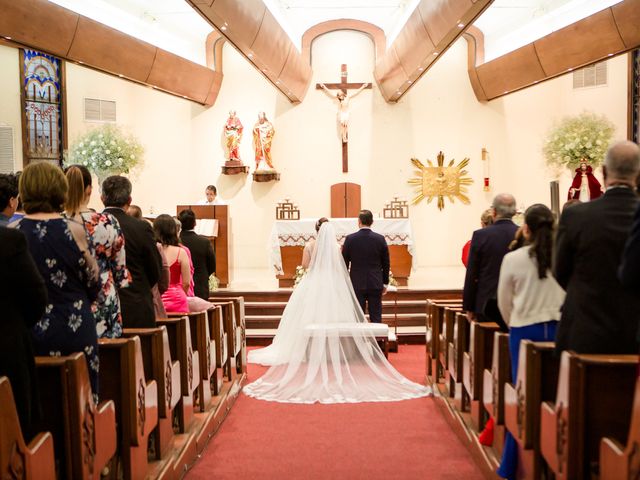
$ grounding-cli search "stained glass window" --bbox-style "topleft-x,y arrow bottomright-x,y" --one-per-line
21,49 -> 65,165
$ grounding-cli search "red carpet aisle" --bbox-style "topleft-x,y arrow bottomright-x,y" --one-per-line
187,346 -> 485,479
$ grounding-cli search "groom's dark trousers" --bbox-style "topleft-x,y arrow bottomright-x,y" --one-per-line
342,227 -> 390,323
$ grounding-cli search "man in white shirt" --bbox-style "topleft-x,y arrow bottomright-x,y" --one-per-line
198,185 -> 225,206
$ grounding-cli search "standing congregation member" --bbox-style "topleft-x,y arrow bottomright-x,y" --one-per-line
554,141 -> 640,354
0,173 -> 19,225
102,176 -> 162,328
619,202 -> 640,290
496,204 -> 565,479
462,208 -> 494,267
15,162 -> 100,398
178,209 -> 216,300
342,210 -> 390,324
64,165 -> 131,338
0,226 -> 47,439
463,193 -> 519,330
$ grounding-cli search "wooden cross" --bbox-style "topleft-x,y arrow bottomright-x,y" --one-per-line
316,64 -> 372,173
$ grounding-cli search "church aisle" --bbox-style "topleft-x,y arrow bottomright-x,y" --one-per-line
187,345 -> 485,479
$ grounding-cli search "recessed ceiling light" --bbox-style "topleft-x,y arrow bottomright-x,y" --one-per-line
221,25 -> 227,31
568,68 -> 573,71
5,36 -> 11,40
418,67 -> 424,71
248,53 -> 253,58
118,74 -> 124,78
503,91 -> 508,94
433,52 -> 438,56
533,80 -> 539,84
457,23 -> 465,28
607,53 -> 614,56
262,68 -> 268,72
78,61 -> 84,64
276,80 -> 280,85
407,80 -> 412,84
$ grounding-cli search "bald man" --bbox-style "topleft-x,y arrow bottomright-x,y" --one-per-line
463,193 -> 519,330
554,141 -> 640,354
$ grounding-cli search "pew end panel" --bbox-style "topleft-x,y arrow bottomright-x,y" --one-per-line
0,376 -> 56,480
206,306 -> 226,396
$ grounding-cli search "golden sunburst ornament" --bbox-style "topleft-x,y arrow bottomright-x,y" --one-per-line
408,151 -> 473,210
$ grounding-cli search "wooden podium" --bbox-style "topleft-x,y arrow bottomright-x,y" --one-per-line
176,205 -> 229,287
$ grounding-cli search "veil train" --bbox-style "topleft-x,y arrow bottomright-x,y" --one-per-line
244,222 -> 431,404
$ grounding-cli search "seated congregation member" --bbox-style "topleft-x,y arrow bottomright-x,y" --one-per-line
619,202 -> 640,290
10,172 -> 25,223
462,208 -> 494,267
153,214 -> 192,313
0,173 -> 19,225
495,204 -> 565,479
554,141 -> 640,354
15,162 -> 100,398
0,226 -> 47,439
463,193 -> 519,330
102,176 -> 162,328
178,209 -> 216,300
64,165 -> 131,338
152,243 -> 170,318
126,204 -> 143,219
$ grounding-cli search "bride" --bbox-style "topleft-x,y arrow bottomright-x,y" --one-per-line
244,220 -> 431,404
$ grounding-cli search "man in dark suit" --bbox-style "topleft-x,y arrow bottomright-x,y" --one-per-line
342,210 -> 390,323
554,141 -> 640,354
0,227 -> 47,439
178,209 -> 216,300
619,202 -> 640,290
102,176 -> 162,328
463,193 -> 519,330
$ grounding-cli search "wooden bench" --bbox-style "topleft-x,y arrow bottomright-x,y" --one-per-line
35,353 -> 117,479
482,331 -> 510,457
207,300 -> 233,381
447,311 -> 470,408
438,306 -> 463,390
209,296 -> 247,379
156,317 -> 200,437
600,376 -> 640,480
503,341 -> 559,479
205,306 -> 226,396
463,320 -> 500,431
99,336 -> 168,480
540,351 -> 638,479
304,323 -> 396,358
0,376 -> 56,479
425,300 -> 461,381
121,327 -> 191,471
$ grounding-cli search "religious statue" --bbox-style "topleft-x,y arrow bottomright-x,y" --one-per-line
224,110 -> 243,162
568,160 -> 603,201
319,82 -> 370,143
252,111 -> 275,171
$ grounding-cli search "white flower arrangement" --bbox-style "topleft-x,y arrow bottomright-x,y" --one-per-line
293,265 -> 307,288
65,124 -> 143,177
208,274 -> 219,293
543,112 -> 615,171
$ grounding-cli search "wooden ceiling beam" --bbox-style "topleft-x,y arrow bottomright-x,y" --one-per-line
0,0 -> 222,106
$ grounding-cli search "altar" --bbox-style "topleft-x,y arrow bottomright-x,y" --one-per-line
269,218 -> 415,287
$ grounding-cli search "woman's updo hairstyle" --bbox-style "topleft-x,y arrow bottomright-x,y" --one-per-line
315,217 -> 329,232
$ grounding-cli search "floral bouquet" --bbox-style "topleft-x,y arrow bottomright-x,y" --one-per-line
387,271 -> 398,292
543,112 -> 615,171
208,274 -> 219,293
293,265 -> 306,288
65,124 -> 143,178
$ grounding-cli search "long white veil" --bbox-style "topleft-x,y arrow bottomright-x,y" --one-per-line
244,222 -> 431,403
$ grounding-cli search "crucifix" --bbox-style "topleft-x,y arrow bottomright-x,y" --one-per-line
317,64 -> 372,173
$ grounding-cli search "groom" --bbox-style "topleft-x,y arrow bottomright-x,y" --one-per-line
342,210 -> 390,323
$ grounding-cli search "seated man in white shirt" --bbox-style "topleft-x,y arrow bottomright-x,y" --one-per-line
197,185 -> 225,205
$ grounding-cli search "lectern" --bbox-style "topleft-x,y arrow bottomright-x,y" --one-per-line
176,205 -> 229,287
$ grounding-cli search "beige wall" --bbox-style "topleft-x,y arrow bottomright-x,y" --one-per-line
0,45 -> 23,169
0,34 -> 629,288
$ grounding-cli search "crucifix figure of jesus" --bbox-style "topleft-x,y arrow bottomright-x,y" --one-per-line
317,64 -> 371,172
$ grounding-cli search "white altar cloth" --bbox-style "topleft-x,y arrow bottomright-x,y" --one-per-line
269,218 -> 415,273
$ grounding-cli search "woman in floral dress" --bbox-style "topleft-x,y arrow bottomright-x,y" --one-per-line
64,165 -> 131,338
15,163 -> 101,397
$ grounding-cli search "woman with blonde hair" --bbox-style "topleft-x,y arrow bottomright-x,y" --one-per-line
64,165 -> 131,338
14,162 -> 101,398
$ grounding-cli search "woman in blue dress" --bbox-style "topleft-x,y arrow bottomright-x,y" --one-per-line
14,162 -> 100,398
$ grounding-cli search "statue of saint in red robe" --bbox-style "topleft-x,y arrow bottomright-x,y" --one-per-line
568,162 -> 602,201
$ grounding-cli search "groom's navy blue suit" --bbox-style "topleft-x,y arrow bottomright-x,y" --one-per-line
342,227 -> 390,323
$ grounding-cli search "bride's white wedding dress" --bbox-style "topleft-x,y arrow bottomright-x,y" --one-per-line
244,222 -> 431,404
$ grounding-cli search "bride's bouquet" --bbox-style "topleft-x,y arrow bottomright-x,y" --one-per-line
293,265 -> 306,288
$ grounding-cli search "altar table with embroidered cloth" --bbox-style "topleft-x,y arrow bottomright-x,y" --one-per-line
269,218 -> 415,287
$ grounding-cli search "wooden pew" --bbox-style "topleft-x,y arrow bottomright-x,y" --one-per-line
207,300 -> 233,381
206,306 -> 226,396
209,296 -> 247,379
447,311 -> 470,409
168,312 -> 216,414
503,341 -> 559,479
600,376 -> 640,480
0,376 -> 56,480
482,331 -> 510,456
439,306 -> 463,390
156,317 -> 200,437
463,320 -> 500,431
121,327 -> 194,472
540,351 -> 638,480
99,336 -> 169,480
425,299 -> 461,381
35,353 -> 117,479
